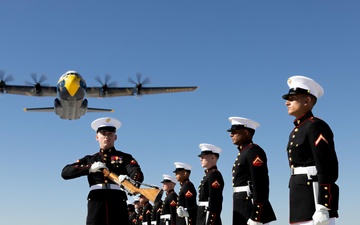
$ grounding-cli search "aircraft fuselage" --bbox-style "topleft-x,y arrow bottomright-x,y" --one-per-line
55,71 -> 88,120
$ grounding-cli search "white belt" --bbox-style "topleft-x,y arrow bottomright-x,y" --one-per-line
151,221 -> 157,225
90,183 -> 121,190
291,166 -> 317,179
198,201 -> 209,207
160,214 -> 171,220
233,186 -> 250,193
142,222 -> 148,225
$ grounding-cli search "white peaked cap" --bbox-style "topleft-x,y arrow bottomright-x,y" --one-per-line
174,162 -> 192,171
283,75 -> 324,99
91,117 -> 121,131
198,143 -> 222,156
126,200 -> 133,205
228,117 -> 260,131
161,174 -> 177,183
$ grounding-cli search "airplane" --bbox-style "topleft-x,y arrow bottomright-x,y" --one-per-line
0,70 -> 198,120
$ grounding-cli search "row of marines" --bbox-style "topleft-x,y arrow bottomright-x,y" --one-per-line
61,75 -> 339,225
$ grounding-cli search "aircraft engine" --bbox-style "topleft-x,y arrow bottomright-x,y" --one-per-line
95,74 -> 116,97
25,73 -> 47,96
128,73 -> 150,96
0,71 -> 14,93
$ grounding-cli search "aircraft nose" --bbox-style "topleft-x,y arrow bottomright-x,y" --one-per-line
64,75 -> 81,96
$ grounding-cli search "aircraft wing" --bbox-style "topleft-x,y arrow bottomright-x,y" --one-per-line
4,85 -> 57,96
136,86 -> 198,95
85,86 -> 198,98
86,87 -> 133,97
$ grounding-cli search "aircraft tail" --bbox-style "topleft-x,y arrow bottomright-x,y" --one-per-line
23,107 -> 55,112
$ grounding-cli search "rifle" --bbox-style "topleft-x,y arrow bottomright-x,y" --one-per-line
102,168 -> 163,204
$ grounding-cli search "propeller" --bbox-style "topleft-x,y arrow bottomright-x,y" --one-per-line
0,70 -> 14,94
25,73 -> 48,96
94,73 -> 117,97
128,73 -> 150,95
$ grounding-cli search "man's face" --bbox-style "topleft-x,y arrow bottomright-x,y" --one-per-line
285,94 -> 310,118
134,202 -> 140,209
229,129 -> 247,146
96,131 -> 117,149
200,154 -> 215,168
139,197 -> 148,206
162,181 -> 175,191
175,170 -> 186,182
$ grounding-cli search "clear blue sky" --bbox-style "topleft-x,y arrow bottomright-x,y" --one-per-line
0,1 -> 358,224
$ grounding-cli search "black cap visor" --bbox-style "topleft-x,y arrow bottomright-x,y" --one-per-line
282,88 -> 313,100
97,126 -> 116,133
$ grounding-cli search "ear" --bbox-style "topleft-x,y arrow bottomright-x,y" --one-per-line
304,96 -> 312,105
95,133 -> 99,140
114,134 -> 118,141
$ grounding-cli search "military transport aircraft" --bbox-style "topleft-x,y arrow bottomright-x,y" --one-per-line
0,70 -> 198,120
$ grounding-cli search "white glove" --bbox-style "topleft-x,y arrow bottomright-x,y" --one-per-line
118,174 -> 129,183
89,162 -> 107,173
247,218 -> 262,225
177,206 -> 189,217
312,204 -> 330,225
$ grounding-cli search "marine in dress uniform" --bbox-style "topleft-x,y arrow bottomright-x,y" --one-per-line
173,162 -> 197,225
140,195 -> 154,225
128,201 -> 138,225
61,117 -> 144,225
282,76 -> 339,225
134,197 -> 143,225
160,174 -> 178,225
196,143 -> 224,225
152,199 -> 163,225
136,206 -> 144,225
227,117 -> 276,225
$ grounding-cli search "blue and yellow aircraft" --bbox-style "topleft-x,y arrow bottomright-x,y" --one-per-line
0,70 -> 198,120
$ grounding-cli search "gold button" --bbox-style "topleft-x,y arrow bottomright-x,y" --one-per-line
290,142 -> 293,145
325,195 -> 328,198
292,135 -> 295,138
289,157 -> 292,161
307,182 -> 310,185
325,203 -> 328,207
294,128 -> 298,132
289,150 -> 292,153
296,144 -> 299,147
256,211 -> 259,214
324,187 -> 328,190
